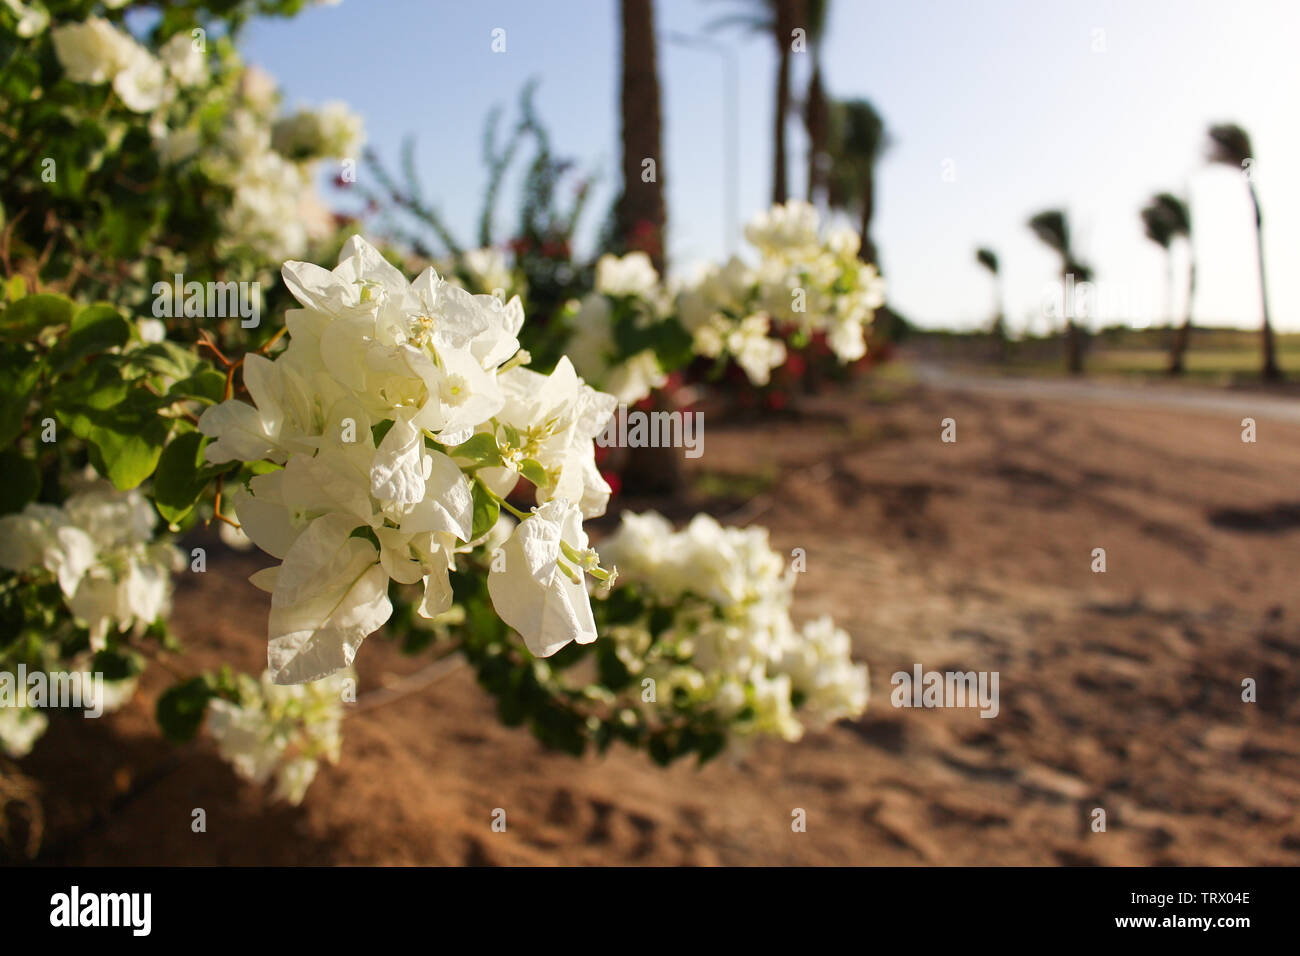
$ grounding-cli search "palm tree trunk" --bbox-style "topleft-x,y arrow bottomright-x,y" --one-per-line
1063,267 -> 1082,374
804,62 -> 826,203
992,277 -> 1008,361
1250,186 -> 1281,381
772,2 -> 795,205
616,0 -> 680,498
857,168 -> 877,266
1169,258 -> 1195,375
618,0 -> 667,274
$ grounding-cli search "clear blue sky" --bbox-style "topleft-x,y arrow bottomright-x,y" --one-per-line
242,0 -> 1300,332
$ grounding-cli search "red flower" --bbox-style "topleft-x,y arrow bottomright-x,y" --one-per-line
601,469 -> 622,498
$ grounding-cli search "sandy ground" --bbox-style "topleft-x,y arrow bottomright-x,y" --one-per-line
14,373 -> 1300,865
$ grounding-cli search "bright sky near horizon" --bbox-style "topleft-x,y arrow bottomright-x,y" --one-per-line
242,0 -> 1300,332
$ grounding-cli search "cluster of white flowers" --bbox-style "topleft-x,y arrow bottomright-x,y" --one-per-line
42,13 -> 357,263
199,236 -> 618,683
566,252 -> 670,404
206,669 -> 350,804
447,247 -> 516,300
271,101 -> 365,162
597,511 -> 868,743
0,483 -> 183,649
50,17 -> 205,113
561,204 -> 885,395
0,703 -> 47,758
194,79 -> 360,261
3,0 -> 49,38
678,200 -> 886,383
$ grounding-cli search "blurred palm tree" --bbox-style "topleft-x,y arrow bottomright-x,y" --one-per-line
1140,193 -> 1193,374
1206,123 -> 1279,381
802,0 -> 830,203
1027,209 -> 1088,374
826,98 -> 887,266
618,0 -> 667,273
709,0 -> 804,204
975,247 -> 1005,350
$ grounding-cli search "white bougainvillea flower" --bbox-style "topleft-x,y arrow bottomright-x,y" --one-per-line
595,251 -> 659,298
457,247 -> 513,296
392,449 -> 474,539
5,0 -> 48,38
495,357 -> 617,517
598,510 -> 867,748
370,410 -> 432,506
0,505 -> 97,597
407,343 -> 505,443
159,31 -> 208,88
266,514 -> 392,684
487,499 -> 598,657
207,669 -> 348,805
603,350 -> 667,405
0,704 -> 48,759
743,199 -> 821,257
199,353 -> 286,463
0,485 -> 182,648
51,17 -> 140,85
201,236 -> 615,682
726,314 -> 786,387
112,48 -> 171,112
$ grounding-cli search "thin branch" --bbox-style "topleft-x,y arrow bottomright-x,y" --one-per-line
351,653 -> 465,715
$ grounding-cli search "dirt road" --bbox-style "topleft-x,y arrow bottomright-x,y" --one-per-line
19,377 -> 1300,865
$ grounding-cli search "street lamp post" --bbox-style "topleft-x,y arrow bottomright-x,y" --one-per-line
664,31 -> 739,257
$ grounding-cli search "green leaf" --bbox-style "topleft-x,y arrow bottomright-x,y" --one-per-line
167,367 -> 226,404
651,318 -> 695,373
1,293 -> 73,340
0,342 -> 41,446
156,677 -> 213,743
471,478 -> 500,540
56,303 -> 130,369
127,341 -> 200,380
518,458 -> 549,489
452,431 -> 502,466
0,450 -> 39,514
153,431 -> 210,523
56,364 -> 171,489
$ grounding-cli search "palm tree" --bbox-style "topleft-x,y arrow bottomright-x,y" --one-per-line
1206,123 -> 1279,381
802,0 -> 830,203
618,0 -> 667,273
826,98 -> 887,266
975,247 -> 1006,352
1140,193 -> 1193,374
709,0 -> 804,204
1027,209 -> 1088,374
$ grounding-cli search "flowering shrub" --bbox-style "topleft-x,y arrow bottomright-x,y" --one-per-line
1,0 -> 362,310
206,668 -> 351,804
0,4 -> 876,823
596,512 -> 868,745
0,481 -> 182,649
560,201 -> 886,403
